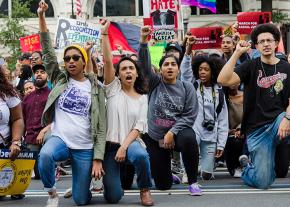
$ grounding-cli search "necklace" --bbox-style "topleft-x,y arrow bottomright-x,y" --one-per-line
260,60 -> 277,98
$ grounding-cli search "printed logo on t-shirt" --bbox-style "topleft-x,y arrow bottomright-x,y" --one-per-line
153,92 -> 184,128
257,70 -> 287,94
58,85 -> 90,117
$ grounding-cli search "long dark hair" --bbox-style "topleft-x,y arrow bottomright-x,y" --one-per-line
115,57 -> 147,95
0,66 -> 18,100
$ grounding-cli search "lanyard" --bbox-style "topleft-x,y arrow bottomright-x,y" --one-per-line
200,83 -> 216,122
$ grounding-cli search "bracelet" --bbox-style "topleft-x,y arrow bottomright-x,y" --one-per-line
101,33 -> 108,35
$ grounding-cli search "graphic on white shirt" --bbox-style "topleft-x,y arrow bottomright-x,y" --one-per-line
58,84 -> 90,118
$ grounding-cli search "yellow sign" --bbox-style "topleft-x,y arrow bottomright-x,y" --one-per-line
0,150 -> 36,196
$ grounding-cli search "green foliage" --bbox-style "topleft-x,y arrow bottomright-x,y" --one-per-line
272,11 -> 289,24
0,0 -> 36,70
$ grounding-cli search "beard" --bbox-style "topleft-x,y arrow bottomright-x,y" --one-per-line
34,79 -> 47,88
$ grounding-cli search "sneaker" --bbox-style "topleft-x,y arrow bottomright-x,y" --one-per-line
239,155 -> 249,168
11,194 -> 25,200
233,168 -> 242,178
188,182 -> 202,196
46,194 -> 59,207
182,172 -> 188,184
172,174 -> 181,184
63,188 -> 72,198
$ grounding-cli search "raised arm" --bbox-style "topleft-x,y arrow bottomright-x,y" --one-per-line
84,41 -> 94,74
217,40 -> 251,86
138,26 -> 159,88
101,20 -> 115,85
37,0 -> 60,84
180,36 -> 196,83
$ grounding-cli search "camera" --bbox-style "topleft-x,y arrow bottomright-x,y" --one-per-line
202,120 -> 215,131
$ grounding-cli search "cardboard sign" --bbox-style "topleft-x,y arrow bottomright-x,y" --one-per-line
0,150 -> 37,196
19,34 -> 42,52
237,12 -> 272,35
149,0 -> 180,41
55,18 -> 101,49
189,27 -> 223,50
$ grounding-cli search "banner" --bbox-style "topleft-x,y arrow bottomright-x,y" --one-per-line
149,46 -> 164,69
0,150 -> 37,196
149,0 -> 180,41
19,34 -> 42,53
189,27 -> 223,50
181,0 -> 216,13
237,12 -> 272,35
54,18 -> 101,49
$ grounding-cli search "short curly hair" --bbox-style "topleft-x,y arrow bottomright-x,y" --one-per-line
251,23 -> 281,45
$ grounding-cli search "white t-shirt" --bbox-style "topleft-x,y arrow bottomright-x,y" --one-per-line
105,77 -> 148,144
0,96 -> 21,144
51,78 -> 92,149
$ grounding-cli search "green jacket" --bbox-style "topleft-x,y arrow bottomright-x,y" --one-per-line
40,32 -> 106,160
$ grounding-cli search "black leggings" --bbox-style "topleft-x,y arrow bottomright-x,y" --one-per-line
142,128 -> 199,190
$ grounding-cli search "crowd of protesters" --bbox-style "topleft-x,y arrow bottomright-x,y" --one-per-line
0,1 -> 290,207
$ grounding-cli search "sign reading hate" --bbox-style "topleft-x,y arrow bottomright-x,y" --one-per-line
149,0 -> 179,41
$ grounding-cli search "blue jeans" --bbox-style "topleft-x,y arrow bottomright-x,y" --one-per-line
38,136 -> 93,205
242,112 -> 288,189
103,140 -> 152,203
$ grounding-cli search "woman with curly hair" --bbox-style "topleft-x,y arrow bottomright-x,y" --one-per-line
180,36 -> 229,180
0,66 -> 25,199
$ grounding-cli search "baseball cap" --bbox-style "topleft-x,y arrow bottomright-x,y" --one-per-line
32,64 -> 46,73
165,42 -> 182,54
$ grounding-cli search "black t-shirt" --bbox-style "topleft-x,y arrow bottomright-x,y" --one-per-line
235,57 -> 290,135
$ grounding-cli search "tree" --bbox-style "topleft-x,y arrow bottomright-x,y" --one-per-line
0,0 -> 35,70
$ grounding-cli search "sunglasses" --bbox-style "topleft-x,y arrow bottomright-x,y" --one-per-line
29,57 -> 40,61
63,55 -> 82,62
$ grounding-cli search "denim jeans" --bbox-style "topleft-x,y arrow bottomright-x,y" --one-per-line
103,140 -> 152,203
242,112 -> 288,189
197,140 -> 216,175
38,136 -> 93,205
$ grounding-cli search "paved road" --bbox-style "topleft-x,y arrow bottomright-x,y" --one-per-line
1,168 -> 290,207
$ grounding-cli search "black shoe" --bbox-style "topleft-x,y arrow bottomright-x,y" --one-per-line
11,194 -> 25,200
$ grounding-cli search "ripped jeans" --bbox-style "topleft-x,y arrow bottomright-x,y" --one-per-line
197,139 -> 217,178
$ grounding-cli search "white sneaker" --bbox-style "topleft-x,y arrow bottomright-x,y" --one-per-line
182,172 -> 188,184
46,194 -> 59,207
233,168 -> 242,178
63,188 -> 72,198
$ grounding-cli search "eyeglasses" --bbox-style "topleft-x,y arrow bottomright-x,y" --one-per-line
63,55 -> 82,62
257,39 -> 276,45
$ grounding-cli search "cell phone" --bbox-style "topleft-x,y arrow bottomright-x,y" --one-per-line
158,139 -> 164,148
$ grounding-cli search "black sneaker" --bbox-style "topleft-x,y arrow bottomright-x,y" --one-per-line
239,155 -> 249,168
11,194 -> 25,200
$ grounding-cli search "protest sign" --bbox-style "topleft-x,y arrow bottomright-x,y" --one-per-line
55,18 -> 101,49
149,46 -> 164,68
237,12 -> 272,34
149,0 -> 180,41
189,27 -> 223,50
0,150 -> 37,196
19,34 -> 42,52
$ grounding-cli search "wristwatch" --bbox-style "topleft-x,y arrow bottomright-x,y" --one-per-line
285,114 -> 290,121
12,140 -> 22,147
